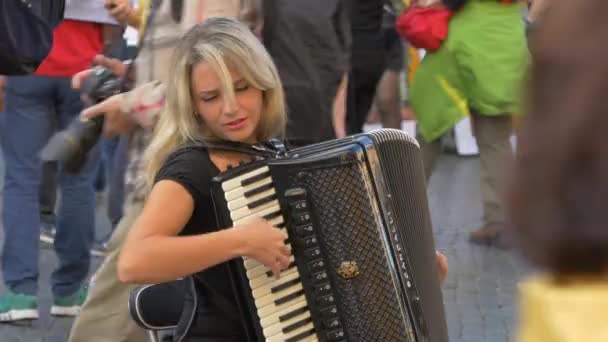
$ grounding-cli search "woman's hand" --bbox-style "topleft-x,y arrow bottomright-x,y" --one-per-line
240,219 -> 291,278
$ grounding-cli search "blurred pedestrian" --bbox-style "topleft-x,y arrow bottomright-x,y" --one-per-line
408,0 -> 528,248
510,1 -> 608,340
0,2 -> 119,321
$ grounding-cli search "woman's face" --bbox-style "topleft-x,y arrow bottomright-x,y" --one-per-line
191,62 -> 263,143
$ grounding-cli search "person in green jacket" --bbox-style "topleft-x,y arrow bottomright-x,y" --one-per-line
409,0 -> 528,247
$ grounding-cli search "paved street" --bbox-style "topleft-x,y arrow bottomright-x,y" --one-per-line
0,150 -> 530,341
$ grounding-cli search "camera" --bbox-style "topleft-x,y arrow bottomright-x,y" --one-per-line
40,66 -> 124,173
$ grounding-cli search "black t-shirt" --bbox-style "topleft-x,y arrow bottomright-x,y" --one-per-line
155,146 -> 245,340
351,0 -> 385,32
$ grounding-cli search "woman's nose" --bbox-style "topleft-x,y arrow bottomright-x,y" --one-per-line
222,99 -> 237,115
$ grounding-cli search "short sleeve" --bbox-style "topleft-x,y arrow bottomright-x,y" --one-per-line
154,147 -> 216,209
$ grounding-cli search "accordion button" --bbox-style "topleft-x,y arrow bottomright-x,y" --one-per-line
307,260 -> 325,273
320,306 -> 338,320
314,282 -> 332,296
292,212 -> 311,225
317,294 -> 335,307
295,224 -> 314,237
289,200 -> 308,211
302,236 -> 318,248
323,317 -> 341,330
312,271 -> 328,284
326,329 -> 346,341
304,247 -> 322,259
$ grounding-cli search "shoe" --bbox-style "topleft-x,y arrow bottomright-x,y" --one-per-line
468,223 -> 511,249
39,222 -> 56,247
50,285 -> 88,317
0,290 -> 39,322
90,239 -> 108,258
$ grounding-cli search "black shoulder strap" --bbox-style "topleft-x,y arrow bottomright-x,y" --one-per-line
183,139 -> 289,159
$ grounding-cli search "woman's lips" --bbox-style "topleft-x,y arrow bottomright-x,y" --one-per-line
224,117 -> 248,130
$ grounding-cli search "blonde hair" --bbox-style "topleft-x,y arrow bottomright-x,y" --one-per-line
144,18 -> 286,189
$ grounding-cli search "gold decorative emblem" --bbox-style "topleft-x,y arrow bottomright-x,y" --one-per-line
337,261 -> 360,279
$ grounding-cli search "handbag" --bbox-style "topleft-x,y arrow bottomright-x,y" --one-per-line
396,0 -> 454,51
0,0 -> 65,75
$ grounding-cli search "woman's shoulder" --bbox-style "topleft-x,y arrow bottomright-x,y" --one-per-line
155,144 -> 217,189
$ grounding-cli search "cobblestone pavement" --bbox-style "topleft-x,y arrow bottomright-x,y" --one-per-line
0,152 -> 530,341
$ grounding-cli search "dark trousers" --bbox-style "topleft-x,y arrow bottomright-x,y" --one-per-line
346,31 -> 387,135
0,75 -> 100,297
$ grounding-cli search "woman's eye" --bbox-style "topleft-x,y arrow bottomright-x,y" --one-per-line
201,95 -> 217,102
235,83 -> 249,92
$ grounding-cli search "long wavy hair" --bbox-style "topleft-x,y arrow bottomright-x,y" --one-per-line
144,18 -> 286,189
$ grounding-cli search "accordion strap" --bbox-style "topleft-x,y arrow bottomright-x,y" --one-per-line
188,139 -> 289,159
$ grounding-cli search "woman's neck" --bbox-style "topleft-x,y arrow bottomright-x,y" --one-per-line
208,149 -> 256,173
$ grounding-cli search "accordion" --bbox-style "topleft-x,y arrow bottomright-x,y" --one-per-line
211,129 -> 448,342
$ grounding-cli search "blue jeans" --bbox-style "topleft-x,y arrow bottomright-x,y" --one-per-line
0,75 -> 100,298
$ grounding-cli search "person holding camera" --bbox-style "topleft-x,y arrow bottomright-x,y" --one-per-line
0,4 -> 120,322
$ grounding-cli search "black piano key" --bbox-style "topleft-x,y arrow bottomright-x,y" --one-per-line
243,182 -> 274,198
283,317 -> 313,334
266,261 -> 296,278
279,304 -> 309,322
285,328 -> 316,342
271,277 -> 301,293
247,193 -> 278,209
241,170 -> 271,186
275,289 -> 305,306
263,211 -> 282,221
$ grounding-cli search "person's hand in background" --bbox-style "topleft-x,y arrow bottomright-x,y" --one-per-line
72,55 -> 128,95
104,0 -> 142,28
436,251 -> 448,285
72,55 -> 135,137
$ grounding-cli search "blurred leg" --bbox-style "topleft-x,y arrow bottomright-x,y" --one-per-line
473,113 -> 512,227
1,75 -> 55,295
51,77 -> 100,298
418,135 -> 443,184
375,69 -> 402,130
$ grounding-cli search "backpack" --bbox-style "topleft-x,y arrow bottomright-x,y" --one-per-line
0,0 -> 65,75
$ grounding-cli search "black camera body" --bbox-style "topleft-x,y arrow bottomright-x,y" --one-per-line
40,66 -> 124,173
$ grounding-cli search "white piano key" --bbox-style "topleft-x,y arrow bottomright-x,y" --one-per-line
258,295 -> 308,327
267,322 -> 315,342
263,311 -> 312,338
244,258 -> 262,270
227,188 -> 276,211
234,205 -> 281,225
221,166 -> 269,192
249,265 -> 298,290
230,199 -> 280,221
225,177 -> 272,201
256,283 -> 305,313
252,271 -> 300,299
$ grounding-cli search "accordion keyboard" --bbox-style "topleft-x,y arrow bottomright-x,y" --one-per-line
221,166 -> 318,342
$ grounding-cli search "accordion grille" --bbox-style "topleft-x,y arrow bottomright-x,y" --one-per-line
301,161 -> 414,342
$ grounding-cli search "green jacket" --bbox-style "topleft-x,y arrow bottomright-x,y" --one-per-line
410,0 -> 528,142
